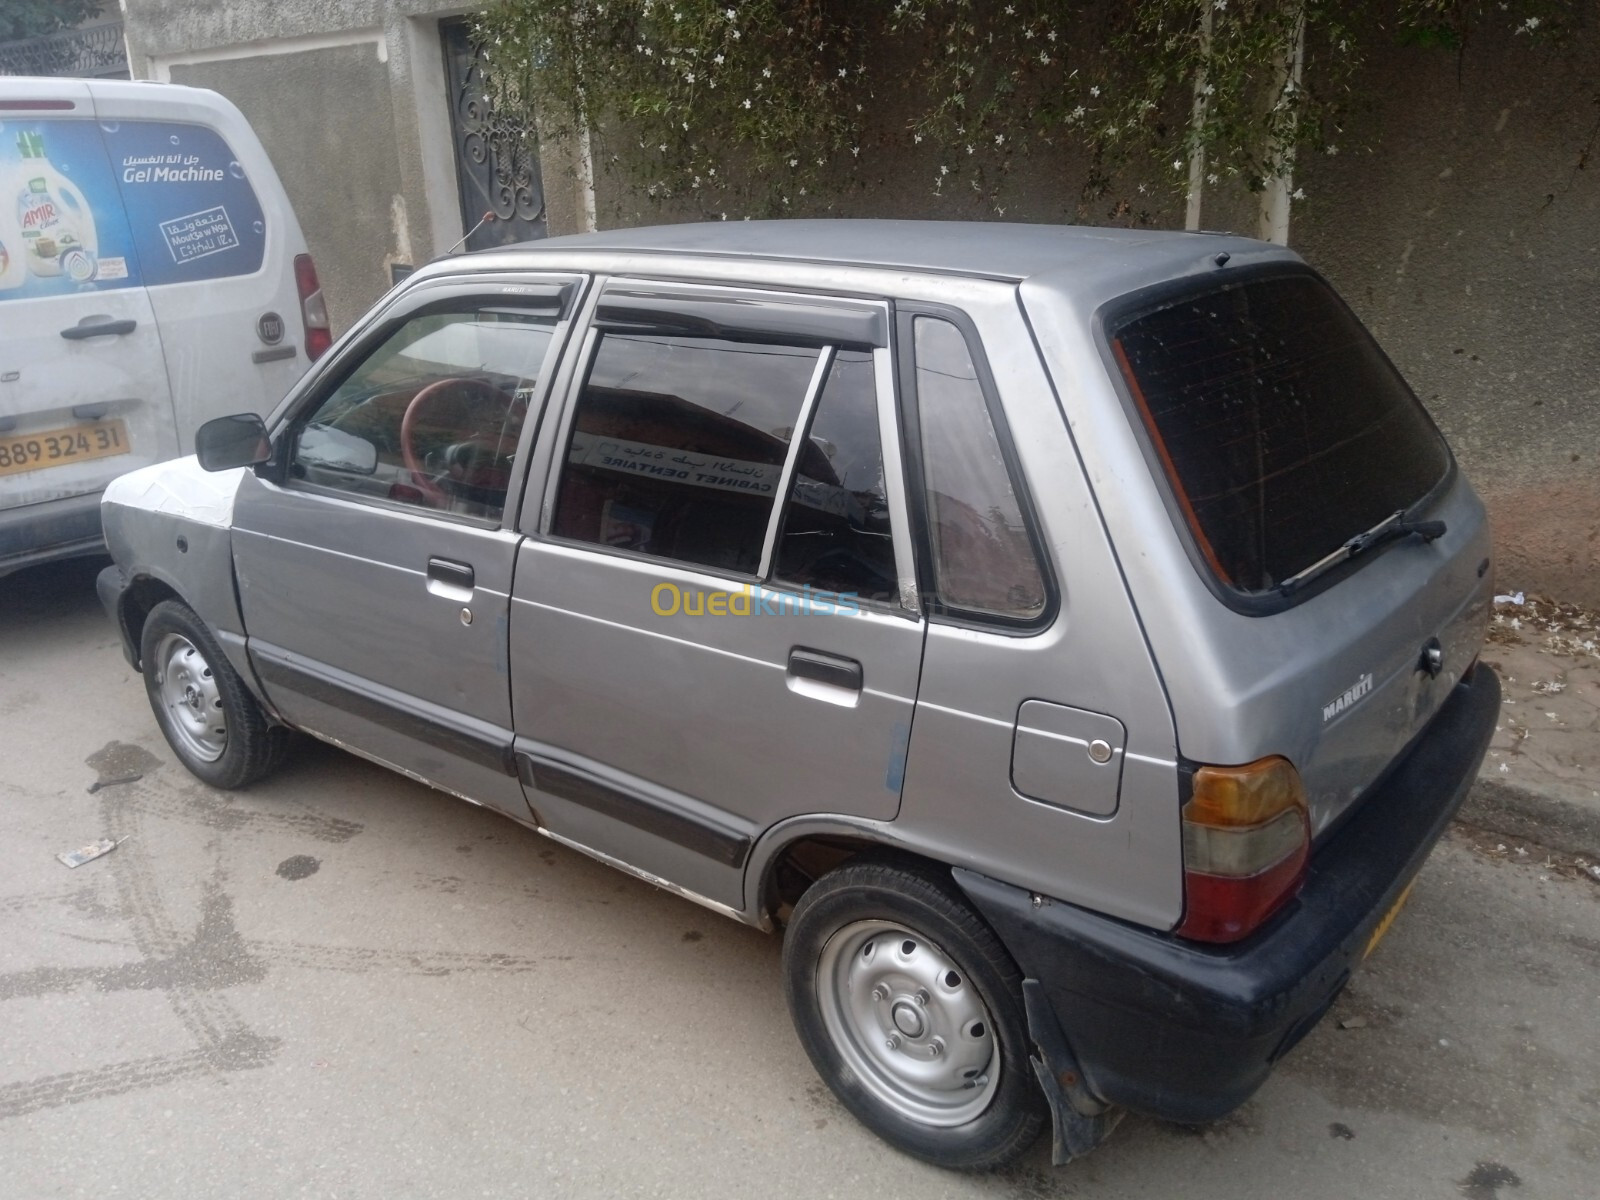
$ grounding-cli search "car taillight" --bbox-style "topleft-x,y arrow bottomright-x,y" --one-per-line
294,253 -> 332,361
1177,756 -> 1310,944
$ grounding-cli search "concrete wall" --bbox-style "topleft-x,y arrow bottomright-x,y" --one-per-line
120,1 -> 483,334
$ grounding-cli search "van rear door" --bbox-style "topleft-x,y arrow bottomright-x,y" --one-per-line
88,82 -> 312,447
0,80 -> 176,564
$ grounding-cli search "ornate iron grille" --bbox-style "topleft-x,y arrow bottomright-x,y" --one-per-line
0,21 -> 129,79
441,18 -> 547,251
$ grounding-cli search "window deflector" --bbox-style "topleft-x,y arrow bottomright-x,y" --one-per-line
757,345 -> 836,578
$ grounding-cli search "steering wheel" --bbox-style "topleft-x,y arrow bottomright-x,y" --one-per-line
399,376 -> 515,507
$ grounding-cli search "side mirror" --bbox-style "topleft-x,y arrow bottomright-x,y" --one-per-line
195,413 -> 272,472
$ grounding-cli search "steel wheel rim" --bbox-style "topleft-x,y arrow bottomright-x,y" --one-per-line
153,632 -> 227,763
816,919 -> 1000,1127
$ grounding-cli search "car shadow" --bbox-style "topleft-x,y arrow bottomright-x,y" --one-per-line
0,555 -> 111,641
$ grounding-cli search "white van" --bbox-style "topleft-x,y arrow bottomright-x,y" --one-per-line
0,78 -> 328,577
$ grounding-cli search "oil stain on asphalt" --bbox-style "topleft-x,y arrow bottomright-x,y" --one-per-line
276,855 -> 321,881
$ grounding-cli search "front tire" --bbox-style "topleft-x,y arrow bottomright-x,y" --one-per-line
782,856 -> 1048,1170
140,599 -> 288,789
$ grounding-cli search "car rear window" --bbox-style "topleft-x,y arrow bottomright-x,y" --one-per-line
1110,272 -> 1450,596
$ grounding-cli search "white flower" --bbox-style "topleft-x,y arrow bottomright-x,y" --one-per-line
731,29 -> 741,39
995,133 -> 1006,145
966,143 -> 974,154
659,143 -> 667,152
741,98 -> 752,109
1172,159 -> 1183,170
1327,144 -> 1339,156
1090,85 -> 1100,97
1207,172 -> 1218,184
798,186 -> 807,195
1202,82 -> 1214,96
762,66 -> 772,78
914,133 -> 923,143
1039,52 -> 1050,64
851,145 -> 860,157
940,164 -> 950,175
725,6 -> 736,18
1292,187 -> 1306,200
713,54 -> 724,64
1004,4 -> 1015,13
838,67 -> 847,78
685,71 -> 696,83
789,158 -> 798,167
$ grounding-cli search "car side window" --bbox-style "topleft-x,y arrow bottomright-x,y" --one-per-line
772,349 -> 898,604
550,330 -> 820,574
912,315 -> 1047,622
289,307 -> 555,523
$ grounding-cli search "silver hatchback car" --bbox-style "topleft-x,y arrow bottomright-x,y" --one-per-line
98,221 -> 1499,1170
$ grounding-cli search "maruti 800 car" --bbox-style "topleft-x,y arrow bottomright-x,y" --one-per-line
97,222 -> 1498,1170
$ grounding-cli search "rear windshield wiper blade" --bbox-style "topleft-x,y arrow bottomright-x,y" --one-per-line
1278,510 -> 1448,595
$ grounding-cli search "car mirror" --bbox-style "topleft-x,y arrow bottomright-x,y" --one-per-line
194,413 -> 272,472
295,423 -> 380,475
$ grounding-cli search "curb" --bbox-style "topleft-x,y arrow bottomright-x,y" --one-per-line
1457,777 -> 1600,859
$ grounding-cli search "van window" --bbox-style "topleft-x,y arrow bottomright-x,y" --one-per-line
101,120 -> 268,285
551,332 -> 820,574
773,349 -> 898,604
913,316 -> 1047,622
289,307 -> 555,522
1110,272 -> 1451,595
0,118 -> 140,299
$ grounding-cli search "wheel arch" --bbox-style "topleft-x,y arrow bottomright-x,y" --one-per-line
747,816 -> 961,928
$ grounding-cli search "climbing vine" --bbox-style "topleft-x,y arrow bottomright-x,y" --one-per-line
476,0 -> 1583,222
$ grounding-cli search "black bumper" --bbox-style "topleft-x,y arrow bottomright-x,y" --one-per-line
97,563 -> 140,670
956,665 -> 1500,1125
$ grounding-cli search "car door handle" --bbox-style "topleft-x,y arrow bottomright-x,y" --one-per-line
787,647 -> 863,692
61,317 -> 138,340
425,560 -> 473,598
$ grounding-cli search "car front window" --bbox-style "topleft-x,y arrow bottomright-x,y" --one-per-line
290,308 -> 556,523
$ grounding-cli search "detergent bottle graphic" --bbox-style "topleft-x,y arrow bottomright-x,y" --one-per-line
15,131 -> 98,283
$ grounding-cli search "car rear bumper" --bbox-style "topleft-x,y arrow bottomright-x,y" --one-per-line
955,664 -> 1500,1125
0,491 -> 105,577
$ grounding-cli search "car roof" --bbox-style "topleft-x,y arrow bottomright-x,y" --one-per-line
501,219 -> 1267,284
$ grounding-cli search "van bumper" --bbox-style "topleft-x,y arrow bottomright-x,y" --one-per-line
955,664 -> 1500,1126
0,492 -> 105,578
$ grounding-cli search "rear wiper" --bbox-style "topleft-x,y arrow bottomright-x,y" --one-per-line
1278,509 -> 1447,595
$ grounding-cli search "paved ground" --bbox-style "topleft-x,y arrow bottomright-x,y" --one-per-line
2,557 -> 1598,1200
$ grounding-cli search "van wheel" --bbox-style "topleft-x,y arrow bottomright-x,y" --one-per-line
140,599 -> 288,789
782,856 -> 1047,1170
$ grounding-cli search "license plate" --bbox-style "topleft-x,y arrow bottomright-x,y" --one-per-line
1363,879 -> 1416,960
0,419 -> 130,478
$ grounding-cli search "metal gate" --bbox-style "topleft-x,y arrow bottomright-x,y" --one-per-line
440,18 -> 547,251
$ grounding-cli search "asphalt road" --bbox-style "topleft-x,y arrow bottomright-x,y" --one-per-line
2,557 -> 1597,1200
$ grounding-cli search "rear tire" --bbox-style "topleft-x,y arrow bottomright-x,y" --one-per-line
782,855 -> 1048,1170
140,599 -> 288,789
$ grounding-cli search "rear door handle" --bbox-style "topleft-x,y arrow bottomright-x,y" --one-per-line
787,647 -> 863,692
61,317 -> 138,340
426,556 -> 475,598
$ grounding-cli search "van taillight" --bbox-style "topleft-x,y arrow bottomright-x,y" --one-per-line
1177,756 -> 1310,943
294,253 -> 332,362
